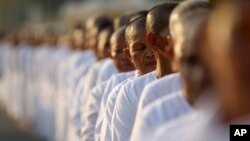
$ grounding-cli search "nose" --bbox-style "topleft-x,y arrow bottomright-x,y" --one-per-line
145,46 -> 154,58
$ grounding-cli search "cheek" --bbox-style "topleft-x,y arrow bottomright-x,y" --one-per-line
131,53 -> 143,69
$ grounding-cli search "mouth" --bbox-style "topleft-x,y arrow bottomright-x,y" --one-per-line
145,60 -> 156,66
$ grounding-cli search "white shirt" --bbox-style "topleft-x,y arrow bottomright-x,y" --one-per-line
96,58 -> 118,84
154,96 -> 231,141
66,50 -> 96,141
137,73 -> 183,114
55,49 -> 95,141
81,58 -> 110,102
130,91 -> 194,141
99,75 -> 138,141
154,111 -> 199,141
111,72 -> 157,141
95,71 -> 136,141
75,58 -> 117,140
81,81 -> 108,141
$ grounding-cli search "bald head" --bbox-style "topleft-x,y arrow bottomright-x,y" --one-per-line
110,26 -> 135,72
85,15 -> 113,55
129,11 -> 148,22
170,1 -> 212,41
147,3 -> 178,39
97,28 -> 113,60
125,17 -> 147,45
86,15 -> 112,31
111,26 -> 126,52
114,14 -> 131,30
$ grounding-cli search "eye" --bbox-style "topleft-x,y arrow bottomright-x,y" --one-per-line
133,43 -> 146,52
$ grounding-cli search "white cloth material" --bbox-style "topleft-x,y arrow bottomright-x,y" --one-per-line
111,72 -> 157,141
154,95 -> 231,141
79,59 -> 118,141
137,73 -> 183,114
154,111 -> 200,141
81,58 -> 112,103
97,73 -> 138,141
130,91 -> 194,141
59,50 -> 95,141
95,71 -> 137,140
96,58 -> 118,84
81,81 -> 108,141
130,73 -> 183,141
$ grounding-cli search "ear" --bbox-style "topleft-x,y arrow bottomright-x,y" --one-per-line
146,32 -> 156,45
165,35 -> 174,61
123,48 -> 131,60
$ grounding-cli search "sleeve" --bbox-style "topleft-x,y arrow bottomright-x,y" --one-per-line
100,88 -> 119,141
95,78 -> 115,140
81,83 -> 106,141
130,105 -> 155,141
111,83 -> 137,141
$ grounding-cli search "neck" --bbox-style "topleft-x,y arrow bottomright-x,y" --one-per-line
155,54 -> 172,78
183,85 -> 199,107
183,90 -> 195,106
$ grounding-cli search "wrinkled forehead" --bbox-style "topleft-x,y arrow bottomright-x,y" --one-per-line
126,26 -> 146,43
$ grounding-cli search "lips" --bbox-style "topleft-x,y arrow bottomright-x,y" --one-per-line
145,60 -> 156,66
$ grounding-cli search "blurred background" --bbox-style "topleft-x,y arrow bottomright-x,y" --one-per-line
0,0 -> 181,33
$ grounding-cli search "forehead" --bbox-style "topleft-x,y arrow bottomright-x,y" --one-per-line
111,32 -> 125,44
126,26 -> 146,42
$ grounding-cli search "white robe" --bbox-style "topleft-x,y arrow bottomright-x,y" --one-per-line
154,111 -> 199,141
73,58 -> 117,140
111,72 -> 157,141
95,71 -> 137,141
80,60 -> 117,140
96,58 -> 118,84
55,49 -> 95,141
137,73 -> 183,114
81,81 -> 108,141
154,96 -> 229,141
130,91 -> 194,141
95,73 -> 138,141
67,50 -> 96,141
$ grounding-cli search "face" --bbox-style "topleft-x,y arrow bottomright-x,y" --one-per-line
110,31 -> 135,72
85,20 -> 98,51
97,29 -> 112,60
126,26 -> 156,75
72,29 -> 84,50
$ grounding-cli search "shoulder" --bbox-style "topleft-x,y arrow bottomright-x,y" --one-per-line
143,91 -> 192,121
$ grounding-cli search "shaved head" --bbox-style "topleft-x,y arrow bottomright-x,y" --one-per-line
85,15 -> 113,56
129,11 -> 148,22
126,17 -> 147,45
110,26 -> 135,72
114,13 -> 131,30
97,28 -> 113,60
147,3 -> 178,39
111,26 -> 126,52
